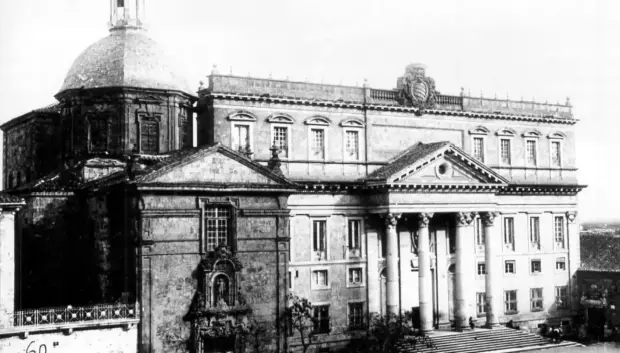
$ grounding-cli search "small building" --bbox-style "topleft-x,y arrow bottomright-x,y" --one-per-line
577,234 -> 620,334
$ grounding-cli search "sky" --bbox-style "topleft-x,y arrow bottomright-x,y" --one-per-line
0,0 -> 618,222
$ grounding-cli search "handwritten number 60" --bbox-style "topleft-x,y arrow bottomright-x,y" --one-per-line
25,341 -> 47,353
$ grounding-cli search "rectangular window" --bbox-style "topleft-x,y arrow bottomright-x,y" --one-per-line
500,139 -> 511,165
505,260 -> 516,274
529,217 -> 540,249
90,119 -> 108,151
349,268 -> 363,285
475,217 -> 485,246
503,217 -> 514,248
556,257 -> 566,271
349,302 -> 364,330
473,137 -> 485,162
554,216 -> 565,248
204,207 -> 230,251
530,288 -> 544,311
555,286 -> 568,309
233,124 -> 250,152
526,140 -> 537,165
313,220 -> 327,253
551,141 -> 562,167
288,271 -> 293,290
273,126 -> 289,158
345,130 -> 360,160
141,119 -> 159,153
311,128 -> 325,160
179,116 -> 191,148
117,0 -> 124,7
348,220 -> 361,250
504,290 -> 518,314
313,270 -> 328,287
313,305 -> 330,333
531,260 -> 542,274
476,293 -> 486,316
477,263 -> 486,275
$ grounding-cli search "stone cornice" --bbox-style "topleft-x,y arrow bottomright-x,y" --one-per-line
295,181 -> 586,196
240,209 -> 290,217
136,183 -> 297,193
204,92 -> 577,125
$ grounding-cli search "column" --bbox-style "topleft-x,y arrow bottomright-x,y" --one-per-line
0,210 -> 16,329
482,212 -> 500,328
454,212 -> 475,331
417,213 -> 434,333
384,213 -> 401,315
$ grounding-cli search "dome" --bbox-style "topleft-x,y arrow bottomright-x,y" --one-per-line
58,29 -> 194,97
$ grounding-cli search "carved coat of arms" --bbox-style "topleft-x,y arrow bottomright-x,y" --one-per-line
399,63 -> 438,115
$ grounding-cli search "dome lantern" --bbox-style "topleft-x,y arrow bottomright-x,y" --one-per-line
109,0 -> 147,31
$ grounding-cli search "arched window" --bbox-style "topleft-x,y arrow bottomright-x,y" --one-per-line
16,171 -> 21,187
8,173 -> 14,188
228,111 -> 257,154
469,126 -> 490,163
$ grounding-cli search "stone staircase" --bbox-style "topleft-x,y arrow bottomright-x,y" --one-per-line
396,327 -> 582,353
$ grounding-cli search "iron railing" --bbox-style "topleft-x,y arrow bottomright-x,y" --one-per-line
12,303 -> 137,327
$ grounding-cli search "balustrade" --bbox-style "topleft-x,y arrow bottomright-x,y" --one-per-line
12,303 -> 137,327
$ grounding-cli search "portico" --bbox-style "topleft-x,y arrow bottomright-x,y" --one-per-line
364,141 -> 510,332
378,210 -> 501,332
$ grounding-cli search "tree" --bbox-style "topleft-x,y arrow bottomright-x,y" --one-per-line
285,294 -> 320,353
242,320 -> 268,353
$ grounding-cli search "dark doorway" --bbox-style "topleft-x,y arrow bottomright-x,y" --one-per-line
587,307 -> 606,339
204,336 -> 235,353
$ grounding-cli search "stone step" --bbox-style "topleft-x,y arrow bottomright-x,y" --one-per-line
397,328 -> 581,353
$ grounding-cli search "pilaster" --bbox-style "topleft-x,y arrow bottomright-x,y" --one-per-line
0,210 -> 17,329
566,211 -> 580,312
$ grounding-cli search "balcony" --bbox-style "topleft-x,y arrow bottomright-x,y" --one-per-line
0,303 -> 139,337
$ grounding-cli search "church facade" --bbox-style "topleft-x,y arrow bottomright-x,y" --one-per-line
0,1 -> 585,353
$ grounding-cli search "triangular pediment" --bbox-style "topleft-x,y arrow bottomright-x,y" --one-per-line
395,155 -> 488,184
136,144 -> 292,187
365,141 -> 508,187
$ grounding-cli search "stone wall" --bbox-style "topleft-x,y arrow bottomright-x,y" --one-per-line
18,194 -> 97,308
2,114 -> 60,190
200,98 -> 578,184
0,324 -> 138,353
138,193 -> 289,353
54,88 -> 194,158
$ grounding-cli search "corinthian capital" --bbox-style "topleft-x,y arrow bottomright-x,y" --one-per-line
481,212 -> 500,227
383,213 -> 402,229
417,213 -> 434,228
455,212 -> 476,226
566,211 -> 578,223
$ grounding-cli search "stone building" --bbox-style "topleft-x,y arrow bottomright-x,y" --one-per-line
0,1 -> 586,352
576,234 -> 620,335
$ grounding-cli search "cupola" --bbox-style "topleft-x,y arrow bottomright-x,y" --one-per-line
109,0 -> 147,31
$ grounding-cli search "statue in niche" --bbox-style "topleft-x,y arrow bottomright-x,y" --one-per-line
214,275 -> 230,306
